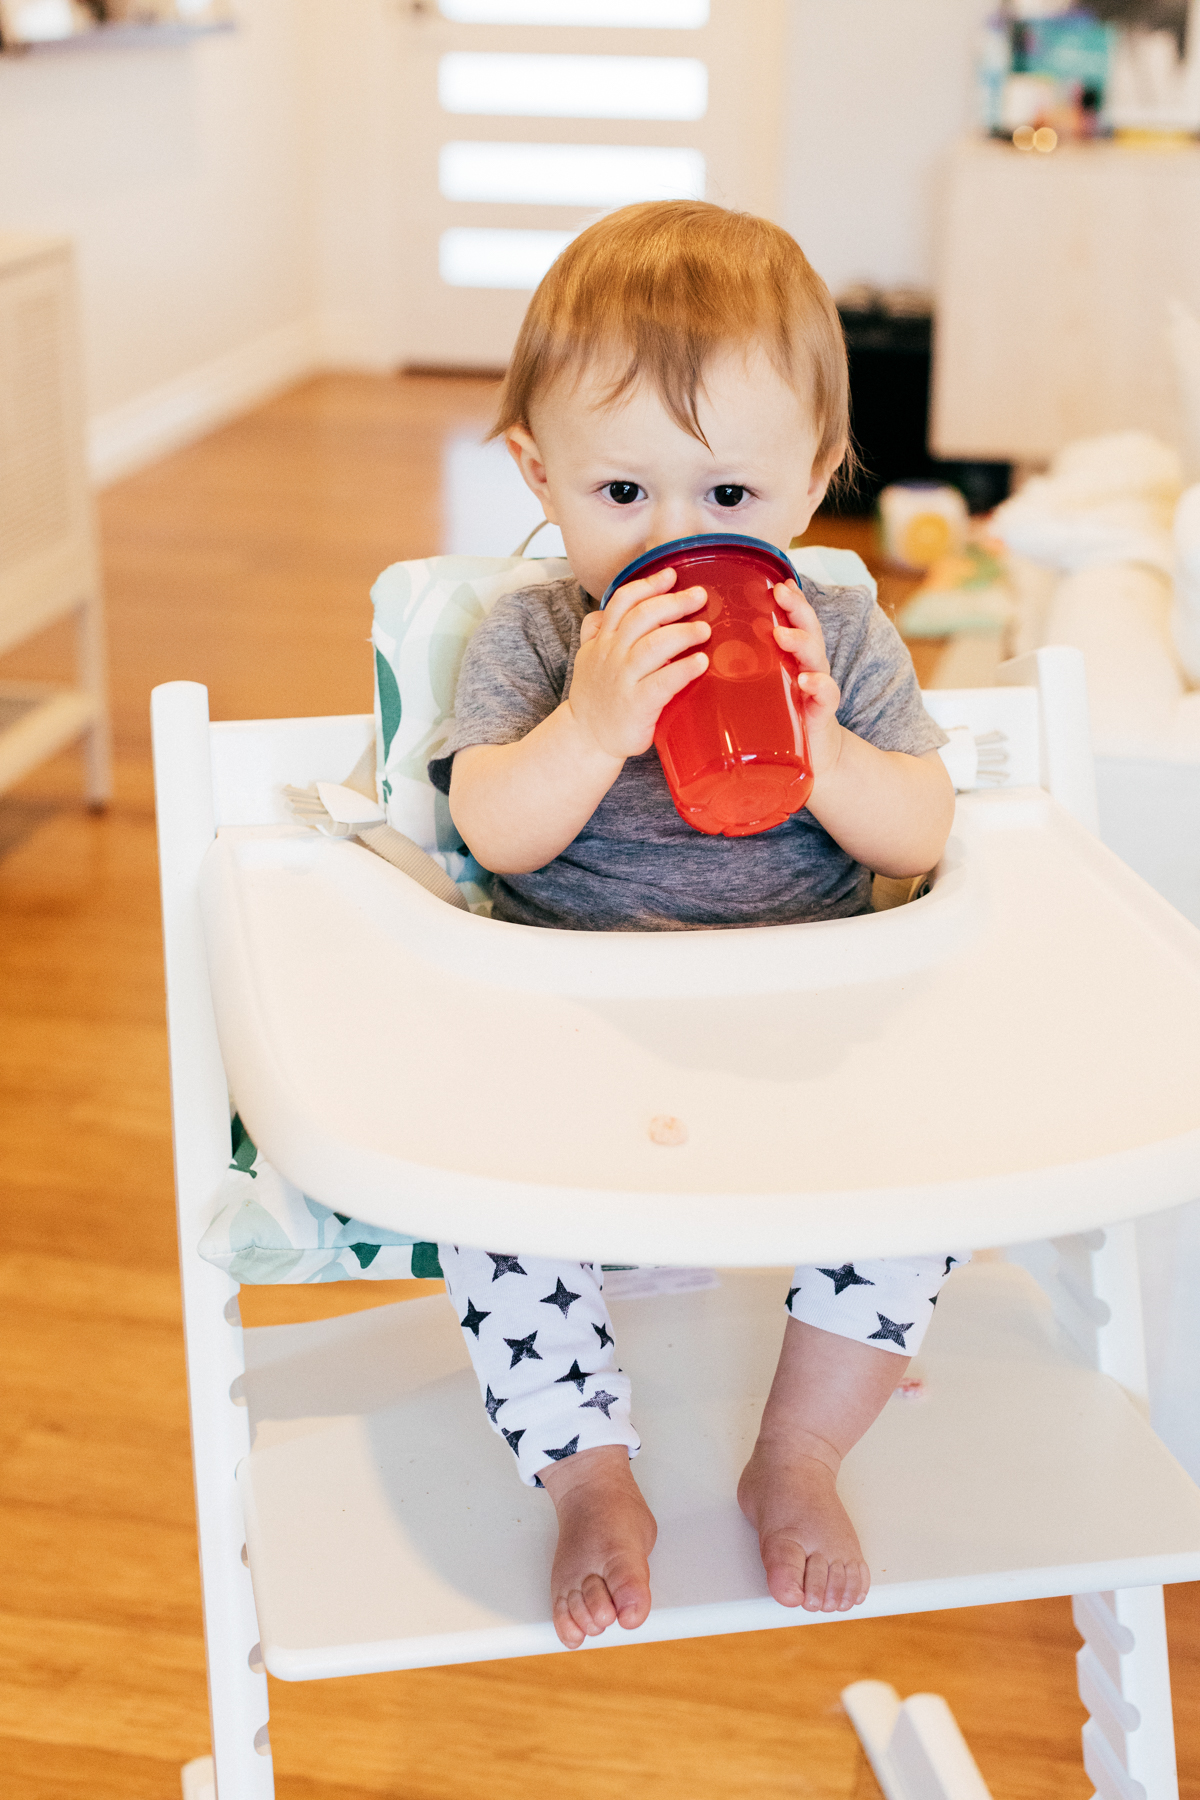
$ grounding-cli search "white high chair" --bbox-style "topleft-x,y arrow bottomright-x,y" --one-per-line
153,634 -> 1200,1800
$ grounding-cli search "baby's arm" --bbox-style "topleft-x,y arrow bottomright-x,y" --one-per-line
449,568 -> 709,874
774,583 -> 954,878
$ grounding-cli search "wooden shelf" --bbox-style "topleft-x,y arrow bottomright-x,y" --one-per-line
0,682 -> 104,792
0,236 -> 111,805
0,19 -> 234,55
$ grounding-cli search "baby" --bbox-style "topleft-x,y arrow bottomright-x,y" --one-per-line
427,201 -> 959,1650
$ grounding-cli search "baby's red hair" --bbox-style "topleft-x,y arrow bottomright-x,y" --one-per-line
491,200 -> 850,481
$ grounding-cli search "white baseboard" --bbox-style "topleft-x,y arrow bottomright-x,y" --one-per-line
88,315 -> 325,488
315,307 -> 403,373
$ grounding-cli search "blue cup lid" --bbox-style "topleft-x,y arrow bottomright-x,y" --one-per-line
599,532 -> 796,608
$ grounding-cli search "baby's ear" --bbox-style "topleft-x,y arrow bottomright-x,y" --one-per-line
506,426 -> 551,503
806,442 -> 843,508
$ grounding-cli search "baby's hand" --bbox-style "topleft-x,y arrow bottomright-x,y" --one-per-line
569,567 -> 710,761
772,580 -> 844,777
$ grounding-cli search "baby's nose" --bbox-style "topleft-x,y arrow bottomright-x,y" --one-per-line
644,510 -> 707,553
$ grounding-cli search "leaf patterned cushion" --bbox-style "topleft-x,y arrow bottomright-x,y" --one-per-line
199,1117 -> 443,1285
370,553 -> 572,913
199,1121 -> 631,1287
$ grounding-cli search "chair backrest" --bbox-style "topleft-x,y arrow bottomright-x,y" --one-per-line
198,649 -> 1097,835
923,645 -> 1099,833
209,712 -> 375,829
286,550 -> 1101,846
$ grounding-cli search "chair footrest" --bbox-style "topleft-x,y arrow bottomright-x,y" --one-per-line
236,1262 -> 1200,1680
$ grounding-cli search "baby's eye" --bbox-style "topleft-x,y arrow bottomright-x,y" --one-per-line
605,482 -> 642,505
712,485 -> 747,508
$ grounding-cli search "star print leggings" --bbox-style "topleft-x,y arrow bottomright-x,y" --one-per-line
438,1246 -> 967,1489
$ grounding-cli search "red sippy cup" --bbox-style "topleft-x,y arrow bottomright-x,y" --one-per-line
601,533 -> 814,837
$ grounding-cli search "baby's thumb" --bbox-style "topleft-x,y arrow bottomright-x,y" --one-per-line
580,610 -> 602,643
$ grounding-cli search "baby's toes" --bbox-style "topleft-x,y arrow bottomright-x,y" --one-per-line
766,1533 -> 813,1605
605,1562 -> 651,1630
579,1572 -> 619,1634
819,1559 -> 850,1613
553,1595 -> 586,1650
759,1532 -> 806,1607
801,1551 -> 831,1611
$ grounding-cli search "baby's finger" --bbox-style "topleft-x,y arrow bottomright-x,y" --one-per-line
795,670 -> 840,713
611,584 -> 708,647
646,649 -> 708,708
774,581 -> 830,651
774,619 -> 830,675
627,616 -> 711,676
601,565 -> 680,627
772,577 -> 816,625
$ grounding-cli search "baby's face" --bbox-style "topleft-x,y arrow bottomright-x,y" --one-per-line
506,344 -> 835,601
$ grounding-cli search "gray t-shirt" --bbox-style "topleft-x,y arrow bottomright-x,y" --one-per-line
428,575 -> 947,931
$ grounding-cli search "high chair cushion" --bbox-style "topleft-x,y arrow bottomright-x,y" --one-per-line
370,553 -> 571,875
200,1118 -> 443,1284
199,1122 -> 638,1286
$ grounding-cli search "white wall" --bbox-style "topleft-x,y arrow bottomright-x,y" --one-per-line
305,0 -> 409,373
781,0 -> 989,298
0,1 -> 988,482
0,0 -> 319,481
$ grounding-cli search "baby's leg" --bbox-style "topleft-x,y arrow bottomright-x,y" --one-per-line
738,1252 -> 966,1614
438,1245 -> 655,1649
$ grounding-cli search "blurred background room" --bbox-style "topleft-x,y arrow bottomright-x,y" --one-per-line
2,3 -> 1199,1796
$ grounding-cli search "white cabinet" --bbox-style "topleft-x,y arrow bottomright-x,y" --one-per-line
931,140 -> 1200,465
0,232 -> 109,801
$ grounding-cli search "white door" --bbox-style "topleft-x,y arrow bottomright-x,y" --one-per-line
397,0 -> 787,369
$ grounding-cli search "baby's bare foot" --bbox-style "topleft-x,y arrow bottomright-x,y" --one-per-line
738,1436 -> 869,1614
538,1444 -> 657,1649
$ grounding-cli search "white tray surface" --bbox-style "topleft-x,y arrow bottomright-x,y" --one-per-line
239,1263 -> 1200,1682
204,789 -> 1200,1262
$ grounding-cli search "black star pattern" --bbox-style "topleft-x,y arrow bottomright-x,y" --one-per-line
785,1285 -> 800,1312
543,1435 -> 580,1462
818,1263 -> 876,1296
504,1330 -> 543,1368
540,1277 -> 581,1317
555,1359 -> 590,1392
580,1389 -> 619,1420
929,1294 -> 940,1307
484,1386 -> 505,1424
488,1253 -> 527,1281
592,1321 -> 614,1350
461,1299 -> 490,1337
943,1255 -> 959,1276
501,1426 -> 525,1456
868,1313 -> 913,1349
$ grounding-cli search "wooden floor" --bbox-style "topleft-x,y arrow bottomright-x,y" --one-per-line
1,371 -> 1196,1799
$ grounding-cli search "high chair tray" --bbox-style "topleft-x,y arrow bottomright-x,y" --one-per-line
202,787 -> 1200,1265
239,1262 -> 1200,1680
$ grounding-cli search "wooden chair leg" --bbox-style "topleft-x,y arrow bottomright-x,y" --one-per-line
75,586 -> 111,808
1074,1588 -> 1178,1800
